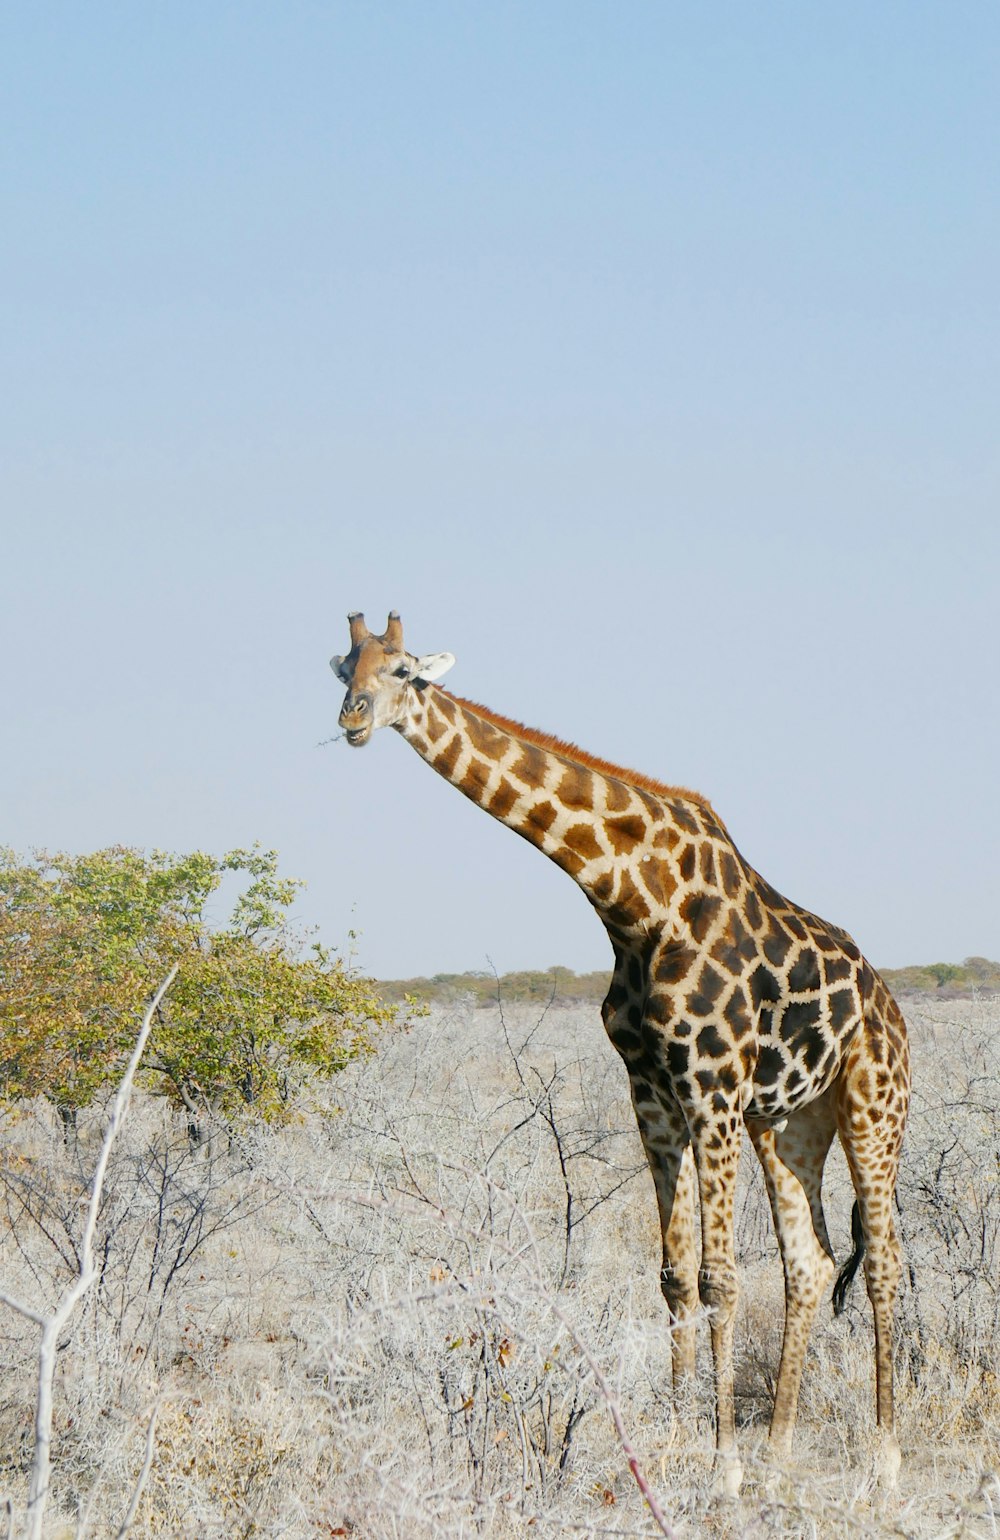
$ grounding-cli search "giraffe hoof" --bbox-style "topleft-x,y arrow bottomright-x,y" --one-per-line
761,1467 -> 780,1503
756,1455 -> 777,1497
710,1453 -> 743,1499
756,1451 -> 791,1504
873,1431 -> 901,1489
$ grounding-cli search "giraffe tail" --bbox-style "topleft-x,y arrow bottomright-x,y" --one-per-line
832,1200 -> 865,1316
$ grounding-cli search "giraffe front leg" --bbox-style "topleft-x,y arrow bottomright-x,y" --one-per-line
642,962 -> 745,1496
692,1127 -> 743,1497
629,1085 -> 699,1395
603,964 -> 699,1400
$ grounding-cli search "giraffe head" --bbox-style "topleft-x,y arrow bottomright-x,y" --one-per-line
331,610 -> 456,747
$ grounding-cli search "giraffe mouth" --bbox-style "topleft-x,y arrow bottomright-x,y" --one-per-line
344,725 -> 372,747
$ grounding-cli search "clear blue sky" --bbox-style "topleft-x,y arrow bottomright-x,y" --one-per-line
3,4 -> 997,980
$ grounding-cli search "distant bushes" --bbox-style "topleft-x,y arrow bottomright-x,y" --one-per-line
377,965 -> 611,1009
381,956 -> 1000,1006
879,955 -> 1000,997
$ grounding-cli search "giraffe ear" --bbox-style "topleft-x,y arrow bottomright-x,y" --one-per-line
412,651 -> 455,684
330,655 -> 351,682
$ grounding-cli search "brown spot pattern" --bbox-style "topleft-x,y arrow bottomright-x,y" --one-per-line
557,764 -> 595,810
511,742 -> 550,786
522,799 -> 557,834
605,779 -> 633,812
460,758 -> 491,797
639,857 -> 673,907
607,868 -> 651,925
434,733 -> 462,779
466,711 -> 508,758
425,705 -> 449,744
564,822 -> 604,862
488,777 -> 521,818
605,814 -> 647,854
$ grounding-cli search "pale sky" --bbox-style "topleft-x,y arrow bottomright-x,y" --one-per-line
3,4 -> 998,980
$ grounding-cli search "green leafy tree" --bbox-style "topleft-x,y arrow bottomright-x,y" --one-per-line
961,956 -> 1000,988
0,845 -> 396,1121
925,961 -> 963,991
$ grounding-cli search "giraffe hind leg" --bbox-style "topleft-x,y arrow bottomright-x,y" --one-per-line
746,1092 -> 837,1460
835,1044 -> 909,1484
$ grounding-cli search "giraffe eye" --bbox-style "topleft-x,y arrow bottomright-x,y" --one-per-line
393,665 -> 409,679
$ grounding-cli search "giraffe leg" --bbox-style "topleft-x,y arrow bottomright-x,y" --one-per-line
641,952 -> 745,1494
629,1085 -> 699,1394
836,1065 -> 907,1484
602,963 -> 699,1397
691,1126 -> 743,1495
746,1093 -> 837,1461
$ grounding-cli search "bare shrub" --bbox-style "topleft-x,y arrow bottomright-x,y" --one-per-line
0,993 -> 997,1535
892,997 -> 1000,1437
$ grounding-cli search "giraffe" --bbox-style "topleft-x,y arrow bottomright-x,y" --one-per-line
331,610 -> 911,1493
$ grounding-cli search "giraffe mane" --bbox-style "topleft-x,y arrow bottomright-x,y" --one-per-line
441,691 -> 717,813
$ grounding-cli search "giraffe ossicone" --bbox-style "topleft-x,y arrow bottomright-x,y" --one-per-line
331,609 -> 911,1490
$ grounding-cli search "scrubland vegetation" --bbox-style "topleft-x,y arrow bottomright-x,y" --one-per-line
1,847 -> 997,1534
379,958 -> 1000,1009
0,846 -> 394,1126
0,975 -> 998,1535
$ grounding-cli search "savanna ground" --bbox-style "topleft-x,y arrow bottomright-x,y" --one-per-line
0,991 -> 997,1537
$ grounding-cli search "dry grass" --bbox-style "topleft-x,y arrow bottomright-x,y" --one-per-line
0,993 -> 998,1536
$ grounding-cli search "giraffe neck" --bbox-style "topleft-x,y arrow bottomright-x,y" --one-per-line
397,685 -> 710,937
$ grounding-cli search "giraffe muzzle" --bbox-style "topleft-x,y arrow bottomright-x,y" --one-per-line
339,692 -> 373,746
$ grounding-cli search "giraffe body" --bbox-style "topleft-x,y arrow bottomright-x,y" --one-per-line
332,612 -> 911,1488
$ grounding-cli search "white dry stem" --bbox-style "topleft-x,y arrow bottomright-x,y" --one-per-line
300,1176 -> 678,1538
112,1401 -> 162,1540
538,1297 -> 677,1539
0,966 -> 177,1540
73,1398 -> 164,1540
